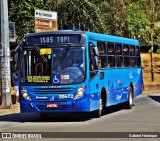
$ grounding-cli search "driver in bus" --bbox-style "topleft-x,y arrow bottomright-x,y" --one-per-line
72,55 -> 84,74
72,56 -> 83,68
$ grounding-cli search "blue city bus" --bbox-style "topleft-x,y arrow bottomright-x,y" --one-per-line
15,30 -> 143,118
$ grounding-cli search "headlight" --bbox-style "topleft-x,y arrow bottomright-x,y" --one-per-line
74,85 -> 85,100
21,87 -> 31,101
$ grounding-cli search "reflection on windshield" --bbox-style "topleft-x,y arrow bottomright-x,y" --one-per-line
21,46 -> 85,84
34,45 -> 47,62
58,46 -> 70,64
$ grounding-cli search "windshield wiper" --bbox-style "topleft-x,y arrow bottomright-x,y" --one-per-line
58,46 -> 70,64
34,45 -> 47,62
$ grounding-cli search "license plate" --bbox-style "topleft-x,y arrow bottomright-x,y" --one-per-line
46,103 -> 58,108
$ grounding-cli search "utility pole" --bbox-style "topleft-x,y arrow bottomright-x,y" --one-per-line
0,1 -> 1,105
150,0 -> 154,81
0,0 -> 12,107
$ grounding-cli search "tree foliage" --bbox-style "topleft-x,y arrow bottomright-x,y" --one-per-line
58,0 -> 105,33
9,0 -> 56,42
8,0 -> 160,46
125,0 -> 151,43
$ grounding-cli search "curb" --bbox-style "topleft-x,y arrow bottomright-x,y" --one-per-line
142,90 -> 160,95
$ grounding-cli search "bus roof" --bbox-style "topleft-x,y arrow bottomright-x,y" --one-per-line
24,30 -> 139,46
85,32 -> 139,46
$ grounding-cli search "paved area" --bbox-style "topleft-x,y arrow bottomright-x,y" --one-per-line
0,90 -> 160,116
0,93 -> 160,141
0,104 -> 20,116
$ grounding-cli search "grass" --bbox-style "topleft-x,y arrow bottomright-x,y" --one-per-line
141,53 -> 160,85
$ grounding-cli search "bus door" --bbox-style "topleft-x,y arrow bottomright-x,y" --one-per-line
89,43 -> 100,111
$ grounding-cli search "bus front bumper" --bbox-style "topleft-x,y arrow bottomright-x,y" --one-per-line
20,96 -> 90,113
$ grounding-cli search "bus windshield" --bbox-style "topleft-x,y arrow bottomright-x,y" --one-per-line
21,46 -> 85,84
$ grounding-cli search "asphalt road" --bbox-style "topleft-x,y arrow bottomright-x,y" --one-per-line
0,94 -> 160,141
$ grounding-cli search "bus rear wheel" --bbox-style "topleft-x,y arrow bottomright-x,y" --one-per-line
125,86 -> 133,109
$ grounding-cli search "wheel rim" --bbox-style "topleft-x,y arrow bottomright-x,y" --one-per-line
129,91 -> 133,106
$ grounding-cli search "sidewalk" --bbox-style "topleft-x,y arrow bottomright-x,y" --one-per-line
0,104 -> 20,116
0,90 -> 160,116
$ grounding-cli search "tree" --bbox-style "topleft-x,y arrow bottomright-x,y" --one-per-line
154,27 -> 160,46
90,0 -> 127,36
9,0 -> 56,42
9,0 -> 160,46
125,0 -> 151,43
58,0 -> 105,33
154,0 -> 160,47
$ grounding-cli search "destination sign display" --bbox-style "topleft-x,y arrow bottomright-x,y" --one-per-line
28,35 -> 81,45
27,76 -> 50,83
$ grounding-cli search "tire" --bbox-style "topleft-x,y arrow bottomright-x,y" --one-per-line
126,87 -> 133,109
93,99 -> 102,118
93,92 -> 105,118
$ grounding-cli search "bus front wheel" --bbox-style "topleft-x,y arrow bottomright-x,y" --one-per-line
93,99 -> 102,118
93,92 -> 105,118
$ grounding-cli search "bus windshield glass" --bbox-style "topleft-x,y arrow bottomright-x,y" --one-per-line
21,46 -> 85,84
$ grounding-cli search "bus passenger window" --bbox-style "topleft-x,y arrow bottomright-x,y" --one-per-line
107,43 -> 115,68
99,56 -> 107,68
89,42 -> 98,79
130,46 -> 136,67
136,46 -> 141,67
89,47 -> 98,71
97,41 -> 107,68
116,44 -> 123,68
123,45 -> 130,67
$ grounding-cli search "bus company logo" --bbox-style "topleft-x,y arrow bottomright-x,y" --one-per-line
36,96 -> 48,100
116,94 -> 122,101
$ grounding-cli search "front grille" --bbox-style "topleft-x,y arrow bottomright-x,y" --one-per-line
35,99 -> 68,102
32,88 -> 75,95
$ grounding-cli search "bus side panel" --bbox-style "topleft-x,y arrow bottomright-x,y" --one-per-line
99,68 -> 143,107
101,69 -> 128,106
133,68 -> 143,98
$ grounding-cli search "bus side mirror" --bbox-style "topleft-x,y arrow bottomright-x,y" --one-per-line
94,46 -> 99,57
89,42 -> 99,71
94,56 -> 98,69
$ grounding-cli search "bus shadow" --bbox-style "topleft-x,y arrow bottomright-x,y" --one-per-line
0,113 -> 39,122
148,96 -> 160,103
102,102 -> 131,116
0,113 -> 91,122
0,103 -> 132,122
